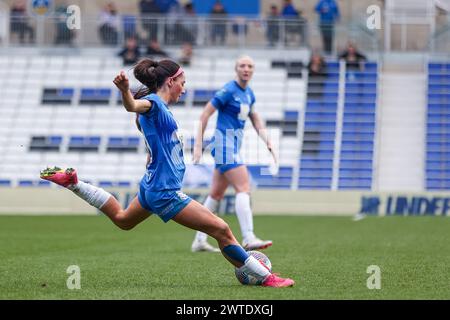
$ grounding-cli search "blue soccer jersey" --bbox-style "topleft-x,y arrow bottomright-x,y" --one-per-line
138,94 -> 185,191
210,80 -> 255,171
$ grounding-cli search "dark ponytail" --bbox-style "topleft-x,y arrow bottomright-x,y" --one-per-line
133,58 -> 181,99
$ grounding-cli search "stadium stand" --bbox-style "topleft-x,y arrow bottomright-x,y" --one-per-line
0,51 -> 381,190
339,63 -> 378,190
426,62 -> 450,190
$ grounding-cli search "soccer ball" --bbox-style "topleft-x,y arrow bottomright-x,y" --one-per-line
235,251 -> 272,285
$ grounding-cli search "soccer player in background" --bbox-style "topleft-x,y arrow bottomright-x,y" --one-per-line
191,55 -> 276,252
40,58 -> 294,288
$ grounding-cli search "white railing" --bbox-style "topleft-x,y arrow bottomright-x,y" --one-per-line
0,13 -> 379,54
385,0 -> 436,51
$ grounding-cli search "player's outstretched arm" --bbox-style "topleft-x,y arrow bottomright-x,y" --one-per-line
113,71 -> 151,113
249,110 -> 273,151
193,102 -> 216,164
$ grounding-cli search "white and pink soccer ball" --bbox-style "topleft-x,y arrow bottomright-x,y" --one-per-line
235,251 -> 272,285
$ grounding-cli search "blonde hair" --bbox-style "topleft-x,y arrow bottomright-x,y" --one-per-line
235,55 -> 255,69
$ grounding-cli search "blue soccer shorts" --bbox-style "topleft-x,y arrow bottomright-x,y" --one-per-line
215,162 -> 244,174
138,185 -> 192,223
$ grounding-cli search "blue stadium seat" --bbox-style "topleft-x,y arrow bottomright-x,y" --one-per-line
193,89 -> 217,106
323,82 -> 339,92
302,141 -> 335,151
80,88 -> 112,105
303,131 -> 335,141
301,150 -> 334,161
342,124 -> 375,133
340,150 -> 373,160
300,159 -> 333,169
340,159 -> 372,170
68,136 -> 101,152
304,122 -> 336,133
99,181 -> 132,188
364,62 -> 377,71
284,110 -> 299,121
304,112 -> 336,122
344,102 -> 376,110
342,132 -> 374,141
41,87 -> 74,105
338,177 -> 372,189
299,168 -> 332,178
341,141 -> 373,152
0,179 -> 11,187
298,177 -> 332,189
325,72 -> 339,80
247,166 -> 293,189
343,113 -> 375,122
107,136 -> 140,152
339,169 -> 372,178
18,180 -> 51,187
326,61 -> 340,70
29,135 -> 63,152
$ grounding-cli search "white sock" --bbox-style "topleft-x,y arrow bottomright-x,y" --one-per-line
240,255 -> 270,281
194,196 -> 219,242
68,181 -> 111,209
235,192 -> 255,241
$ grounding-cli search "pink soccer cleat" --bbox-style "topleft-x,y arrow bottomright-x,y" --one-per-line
262,273 -> 295,288
40,166 -> 78,188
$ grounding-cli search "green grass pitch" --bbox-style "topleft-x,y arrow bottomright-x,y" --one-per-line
0,215 -> 449,299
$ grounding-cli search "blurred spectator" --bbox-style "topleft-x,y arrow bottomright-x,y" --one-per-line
98,2 -> 119,46
210,1 -> 227,45
308,51 -> 327,77
281,0 -> 307,46
146,39 -> 169,57
165,1 -> 197,45
54,3 -> 74,45
165,0 -> 183,45
118,37 -> 141,66
232,16 -> 248,40
315,0 -> 340,54
307,51 -> 327,99
178,42 -> 193,66
139,0 -> 160,41
281,0 -> 298,17
10,0 -> 34,44
266,5 -> 280,47
179,2 -> 197,45
339,42 -> 367,71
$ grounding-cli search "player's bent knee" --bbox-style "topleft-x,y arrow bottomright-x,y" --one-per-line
114,213 -> 136,231
234,185 -> 250,194
211,219 -> 233,242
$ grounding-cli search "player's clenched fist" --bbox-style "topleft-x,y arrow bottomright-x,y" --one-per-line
113,71 -> 129,92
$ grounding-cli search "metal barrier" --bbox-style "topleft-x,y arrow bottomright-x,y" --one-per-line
1,14 -> 379,54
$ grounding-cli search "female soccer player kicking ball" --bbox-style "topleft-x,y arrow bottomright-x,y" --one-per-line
191,55 -> 276,253
40,58 -> 294,288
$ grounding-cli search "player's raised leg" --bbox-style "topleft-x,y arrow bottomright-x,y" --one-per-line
40,166 -> 150,230
224,165 -> 272,251
174,200 -> 294,287
191,169 -> 229,252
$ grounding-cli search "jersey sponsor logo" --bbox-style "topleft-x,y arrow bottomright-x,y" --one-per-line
176,191 -> 189,201
238,103 -> 250,121
216,88 -> 227,98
